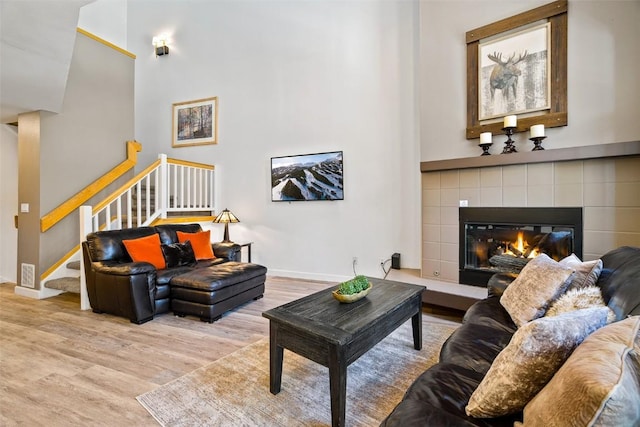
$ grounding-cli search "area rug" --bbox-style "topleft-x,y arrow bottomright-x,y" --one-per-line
137,321 -> 458,427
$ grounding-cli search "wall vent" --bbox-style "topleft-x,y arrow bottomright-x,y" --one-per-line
21,263 -> 35,288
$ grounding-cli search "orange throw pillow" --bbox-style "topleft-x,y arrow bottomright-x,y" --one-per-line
122,233 -> 166,269
176,230 -> 215,260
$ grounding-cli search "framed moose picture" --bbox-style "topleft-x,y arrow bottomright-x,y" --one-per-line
465,0 -> 567,139
478,22 -> 550,122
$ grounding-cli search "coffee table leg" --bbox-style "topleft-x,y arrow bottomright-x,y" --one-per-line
329,346 -> 347,427
269,323 -> 284,394
412,306 -> 422,350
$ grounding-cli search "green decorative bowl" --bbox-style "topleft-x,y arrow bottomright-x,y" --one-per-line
332,283 -> 372,303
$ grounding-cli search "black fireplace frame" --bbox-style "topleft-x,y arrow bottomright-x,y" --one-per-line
459,207 -> 583,287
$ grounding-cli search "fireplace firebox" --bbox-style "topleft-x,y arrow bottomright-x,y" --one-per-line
459,207 -> 583,287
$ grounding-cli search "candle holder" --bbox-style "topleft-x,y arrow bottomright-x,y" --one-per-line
479,143 -> 493,156
501,127 -> 517,154
530,136 -> 546,151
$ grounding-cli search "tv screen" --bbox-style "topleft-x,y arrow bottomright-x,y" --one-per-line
271,151 -> 343,202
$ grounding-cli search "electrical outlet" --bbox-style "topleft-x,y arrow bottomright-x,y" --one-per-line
380,258 -> 385,267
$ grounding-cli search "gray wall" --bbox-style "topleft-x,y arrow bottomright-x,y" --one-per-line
420,0 -> 640,161
15,30 -> 135,288
37,31 -> 135,273
17,112 -> 42,286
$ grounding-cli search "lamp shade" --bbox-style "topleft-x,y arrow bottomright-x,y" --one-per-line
213,209 -> 240,243
213,208 -> 240,224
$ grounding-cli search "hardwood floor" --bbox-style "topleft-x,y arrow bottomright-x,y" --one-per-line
0,277 -> 461,426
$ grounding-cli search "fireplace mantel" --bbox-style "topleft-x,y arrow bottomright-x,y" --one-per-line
421,140 -> 640,173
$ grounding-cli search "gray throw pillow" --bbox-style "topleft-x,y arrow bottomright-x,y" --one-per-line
521,316 -> 640,426
500,253 -> 575,327
466,307 -> 609,418
558,253 -> 603,291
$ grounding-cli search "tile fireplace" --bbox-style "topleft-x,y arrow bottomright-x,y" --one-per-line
459,207 -> 583,287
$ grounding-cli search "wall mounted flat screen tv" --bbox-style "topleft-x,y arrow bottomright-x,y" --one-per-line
271,151 -> 343,202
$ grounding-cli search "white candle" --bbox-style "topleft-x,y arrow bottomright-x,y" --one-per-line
480,132 -> 492,144
530,124 -> 545,138
504,115 -> 517,128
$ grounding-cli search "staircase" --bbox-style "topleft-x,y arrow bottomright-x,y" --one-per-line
127,185 -> 212,223
41,153 -> 216,305
44,261 -> 81,293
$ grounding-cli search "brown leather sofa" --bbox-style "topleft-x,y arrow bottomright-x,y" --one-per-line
381,246 -> 640,426
82,223 -> 267,324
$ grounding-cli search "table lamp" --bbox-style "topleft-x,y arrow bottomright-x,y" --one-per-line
213,208 -> 240,243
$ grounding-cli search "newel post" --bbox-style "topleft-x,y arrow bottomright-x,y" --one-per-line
158,154 -> 168,219
79,205 -> 93,310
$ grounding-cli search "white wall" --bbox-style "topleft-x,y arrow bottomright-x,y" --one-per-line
79,0 -> 128,49
420,0 -> 640,162
123,0 -> 420,280
0,125 -> 18,283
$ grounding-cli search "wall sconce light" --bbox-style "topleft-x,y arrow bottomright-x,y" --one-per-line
152,34 -> 169,57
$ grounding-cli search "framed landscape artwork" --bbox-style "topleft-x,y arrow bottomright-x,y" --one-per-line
466,0 -> 567,139
172,97 -> 218,147
271,151 -> 344,202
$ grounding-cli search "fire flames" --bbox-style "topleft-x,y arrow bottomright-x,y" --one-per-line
505,231 -> 539,258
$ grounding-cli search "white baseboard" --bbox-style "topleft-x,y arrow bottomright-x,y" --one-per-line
267,269 -> 349,284
266,269 -> 488,300
14,285 -> 64,299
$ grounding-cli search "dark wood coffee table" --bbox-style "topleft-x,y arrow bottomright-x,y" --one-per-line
262,277 -> 425,427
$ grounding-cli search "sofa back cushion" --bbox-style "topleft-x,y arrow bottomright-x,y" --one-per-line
155,223 -> 202,245
598,246 -> 640,318
86,226 -> 157,263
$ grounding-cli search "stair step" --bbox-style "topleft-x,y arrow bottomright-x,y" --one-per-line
66,260 -> 80,270
45,277 -> 80,294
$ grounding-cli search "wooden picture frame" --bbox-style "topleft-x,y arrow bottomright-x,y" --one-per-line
466,0 -> 567,140
172,97 -> 218,147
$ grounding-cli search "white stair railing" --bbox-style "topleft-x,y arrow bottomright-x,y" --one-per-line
78,154 -> 215,310
166,159 -> 216,215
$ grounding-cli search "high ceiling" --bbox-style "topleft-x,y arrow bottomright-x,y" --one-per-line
0,0 -> 93,124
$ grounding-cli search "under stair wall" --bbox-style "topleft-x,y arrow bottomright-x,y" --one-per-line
16,29 -> 135,295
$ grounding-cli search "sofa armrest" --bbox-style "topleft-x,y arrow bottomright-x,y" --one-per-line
92,261 -> 156,276
487,272 -> 518,297
212,242 -> 241,262
86,260 -> 156,324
